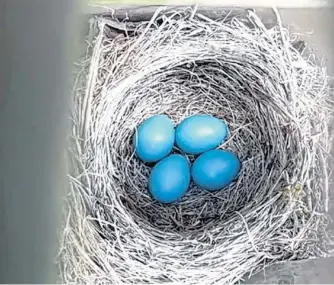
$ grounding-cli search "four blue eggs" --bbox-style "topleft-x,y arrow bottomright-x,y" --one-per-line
133,114 -> 240,203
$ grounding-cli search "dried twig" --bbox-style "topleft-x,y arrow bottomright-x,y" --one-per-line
59,8 -> 332,285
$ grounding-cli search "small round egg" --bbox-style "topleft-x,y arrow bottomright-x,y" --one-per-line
149,154 -> 190,203
133,115 -> 175,163
175,114 -> 228,155
192,150 -> 240,191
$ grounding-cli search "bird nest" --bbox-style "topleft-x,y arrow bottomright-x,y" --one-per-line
60,7 -> 332,284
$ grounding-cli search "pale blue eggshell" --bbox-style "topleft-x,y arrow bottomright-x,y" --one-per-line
149,154 -> 190,203
133,115 -> 175,163
192,150 -> 240,191
175,114 -> 228,155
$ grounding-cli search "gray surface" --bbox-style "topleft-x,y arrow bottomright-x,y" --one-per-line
0,0 -> 79,283
246,257 -> 334,284
280,8 -> 334,75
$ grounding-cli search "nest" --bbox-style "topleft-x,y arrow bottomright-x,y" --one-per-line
60,7 -> 333,284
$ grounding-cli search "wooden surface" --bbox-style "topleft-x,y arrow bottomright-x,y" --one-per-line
88,5 -> 276,28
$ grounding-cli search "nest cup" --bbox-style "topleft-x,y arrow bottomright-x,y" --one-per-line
61,8 -> 332,285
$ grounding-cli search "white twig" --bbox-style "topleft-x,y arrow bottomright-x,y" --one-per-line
60,7 -> 333,285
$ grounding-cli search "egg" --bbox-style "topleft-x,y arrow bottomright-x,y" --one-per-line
149,154 -> 190,203
192,150 -> 240,191
133,115 -> 175,163
175,114 -> 228,155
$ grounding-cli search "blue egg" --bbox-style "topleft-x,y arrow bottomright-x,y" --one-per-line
149,154 -> 190,203
192,150 -> 240,191
133,115 -> 175,163
175,114 -> 228,155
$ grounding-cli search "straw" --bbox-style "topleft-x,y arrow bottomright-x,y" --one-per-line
59,8 -> 332,284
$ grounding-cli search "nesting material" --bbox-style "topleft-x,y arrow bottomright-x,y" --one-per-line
60,7 -> 332,284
